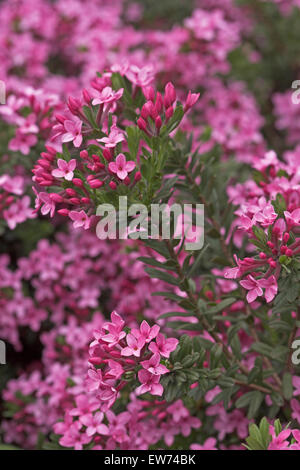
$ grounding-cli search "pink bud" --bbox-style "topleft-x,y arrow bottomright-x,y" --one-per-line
155,92 -> 163,114
55,114 -> 66,124
45,145 -> 57,155
82,89 -> 91,104
103,149 -> 112,162
57,208 -> 70,216
143,86 -> 155,102
165,106 -> 174,123
286,249 -> 293,257
72,178 -> 84,188
69,197 -> 81,205
37,159 -> 51,170
39,180 -> 53,187
109,181 -> 117,190
134,171 -> 141,182
137,117 -> 148,133
41,152 -> 55,162
89,179 -> 104,189
80,150 -> 89,159
164,82 -> 176,108
141,103 -> 150,120
155,116 -> 162,132
259,252 -> 267,259
65,188 -> 77,197
89,357 -> 103,365
81,197 -> 90,204
50,193 -> 64,203
283,233 -> 290,243
68,96 -> 81,114
124,176 -> 130,185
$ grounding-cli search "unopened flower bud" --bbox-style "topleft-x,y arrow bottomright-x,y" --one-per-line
155,115 -> 162,132
164,82 -> 176,108
134,171 -> 142,182
50,193 -> 64,203
80,150 -> 89,159
109,181 -> 117,190
72,178 -> 84,188
57,208 -> 70,216
89,179 -> 104,189
137,117 -> 148,133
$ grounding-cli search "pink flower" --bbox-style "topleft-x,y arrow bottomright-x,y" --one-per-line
59,421 -> 91,450
259,275 -> 278,303
108,153 -> 136,180
191,438 -> 217,450
69,395 -> 98,418
69,210 -> 91,230
52,158 -> 76,181
131,320 -> 160,344
254,204 -> 277,228
268,429 -> 291,450
121,333 -> 145,357
0,175 -> 24,195
240,275 -> 263,303
293,376 -> 300,396
99,311 -> 126,347
92,87 -> 124,106
291,398 -> 300,423
39,192 -> 56,217
86,368 -> 105,392
136,369 -> 163,396
224,255 -> 244,279
141,353 -> 169,375
98,127 -> 125,148
79,412 -> 109,436
149,333 -> 178,358
125,65 -> 154,87
9,130 -> 37,155
61,118 -> 83,147
107,360 -> 124,379
290,430 -> 300,450
284,208 -> 300,228
3,196 -> 35,229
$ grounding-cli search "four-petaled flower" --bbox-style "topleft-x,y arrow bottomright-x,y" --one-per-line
108,153 -> 136,180
136,369 -> 163,396
141,353 -> 169,375
62,118 -> 83,147
52,158 -> 76,181
149,333 -> 178,358
69,210 -> 91,230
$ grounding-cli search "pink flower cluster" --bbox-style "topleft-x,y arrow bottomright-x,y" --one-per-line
225,148 -> 300,304
32,75 -> 199,230
87,311 -> 178,410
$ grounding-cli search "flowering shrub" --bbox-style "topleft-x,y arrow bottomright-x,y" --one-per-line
1,0 -> 300,452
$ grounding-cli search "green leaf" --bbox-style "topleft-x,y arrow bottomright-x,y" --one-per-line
207,297 -> 236,315
282,372 -> 293,400
145,267 -> 179,286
